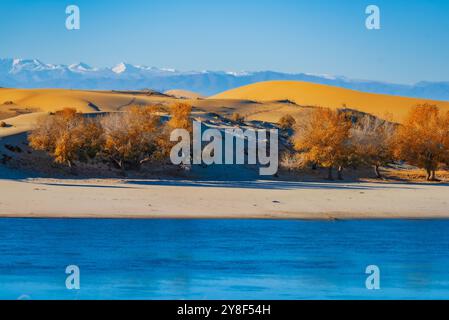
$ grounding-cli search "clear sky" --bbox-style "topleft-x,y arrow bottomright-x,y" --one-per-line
0,0 -> 448,84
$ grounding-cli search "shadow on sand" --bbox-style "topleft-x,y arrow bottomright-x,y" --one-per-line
1,162 -> 448,191
125,179 -> 420,191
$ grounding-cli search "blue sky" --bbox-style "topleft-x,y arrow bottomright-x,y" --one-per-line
0,0 -> 448,84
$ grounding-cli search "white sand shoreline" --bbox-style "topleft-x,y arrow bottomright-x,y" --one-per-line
1,175 -> 449,220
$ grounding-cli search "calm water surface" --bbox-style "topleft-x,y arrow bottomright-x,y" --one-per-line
0,218 -> 449,299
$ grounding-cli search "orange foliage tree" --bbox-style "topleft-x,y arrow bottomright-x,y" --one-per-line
157,102 -> 193,161
293,108 -> 352,180
167,102 -> 192,132
100,106 -> 162,171
393,104 -> 449,181
29,108 -> 103,169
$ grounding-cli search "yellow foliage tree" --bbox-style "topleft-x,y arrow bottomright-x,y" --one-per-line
101,106 -> 161,171
29,108 -> 102,169
393,104 -> 449,181
293,108 -> 352,180
157,102 -> 193,161
167,102 -> 192,132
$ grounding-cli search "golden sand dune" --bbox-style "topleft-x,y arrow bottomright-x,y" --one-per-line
211,80 -> 449,122
0,112 -> 49,138
0,88 -> 178,119
2,80 -> 448,132
0,87 -> 303,126
165,89 -> 205,100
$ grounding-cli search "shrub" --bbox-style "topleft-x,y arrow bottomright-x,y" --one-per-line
230,112 -> 245,124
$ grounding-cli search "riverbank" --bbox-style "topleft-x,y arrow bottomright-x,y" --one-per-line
0,173 -> 448,219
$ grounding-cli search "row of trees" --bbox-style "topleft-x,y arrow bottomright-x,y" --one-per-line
29,103 -> 192,173
290,104 -> 449,181
29,101 -> 449,181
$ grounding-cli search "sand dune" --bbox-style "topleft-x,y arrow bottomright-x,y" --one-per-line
192,98 -> 309,123
211,80 -> 449,122
165,89 -> 205,99
0,88 -> 180,119
2,80 -> 449,135
0,87 -> 308,127
0,112 -> 49,138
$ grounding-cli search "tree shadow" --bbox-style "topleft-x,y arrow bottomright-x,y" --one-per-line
125,179 -> 416,191
37,182 -> 134,189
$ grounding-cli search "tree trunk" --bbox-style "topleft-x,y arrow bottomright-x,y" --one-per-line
426,168 -> 432,181
67,160 -> 78,175
431,170 -> 437,181
327,166 -> 333,180
374,164 -> 382,179
119,160 -> 127,177
112,158 -> 127,176
337,166 -> 344,180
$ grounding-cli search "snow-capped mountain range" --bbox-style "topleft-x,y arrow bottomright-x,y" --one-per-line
1,58 -> 448,100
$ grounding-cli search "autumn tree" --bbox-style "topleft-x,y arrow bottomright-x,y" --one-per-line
29,108 -> 103,169
293,108 -> 352,180
100,106 -> 161,172
393,104 -> 449,181
160,102 -> 193,163
351,116 -> 396,178
278,114 -> 296,130
167,102 -> 192,132
443,111 -> 449,167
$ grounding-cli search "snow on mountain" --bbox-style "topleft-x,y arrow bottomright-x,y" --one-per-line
68,62 -> 96,73
9,58 -> 49,73
112,62 -> 130,74
0,57 -> 448,100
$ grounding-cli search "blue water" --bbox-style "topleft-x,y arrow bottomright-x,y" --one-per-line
1,218 -> 449,299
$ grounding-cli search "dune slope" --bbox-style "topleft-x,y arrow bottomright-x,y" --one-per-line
0,88 -> 179,118
211,80 -> 449,122
165,89 -> 205,99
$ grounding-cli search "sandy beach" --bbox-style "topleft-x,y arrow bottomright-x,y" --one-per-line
0,170 -> 448,219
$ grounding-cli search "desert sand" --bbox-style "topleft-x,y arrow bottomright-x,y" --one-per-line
165,89 -> 205,99
212,80 -> 449,123
4,81 -> 449,126
0,167 -> 448,219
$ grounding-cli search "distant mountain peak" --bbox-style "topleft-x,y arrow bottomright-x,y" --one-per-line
69,62 -> 95,72
225,71 -> 251,77
112,62 -> 129,74
0,57 -> 448,100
